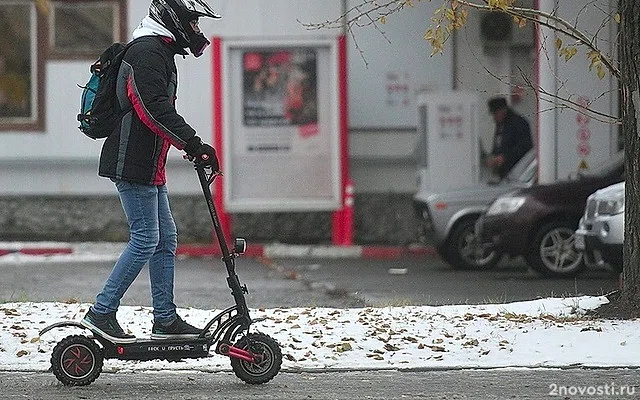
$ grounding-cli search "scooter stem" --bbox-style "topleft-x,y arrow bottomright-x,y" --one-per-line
195,163 -> 249,315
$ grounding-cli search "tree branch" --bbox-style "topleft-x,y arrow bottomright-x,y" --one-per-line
305,0 -> 621,80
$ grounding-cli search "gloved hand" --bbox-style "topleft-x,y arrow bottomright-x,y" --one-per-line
185,136 -> 220,170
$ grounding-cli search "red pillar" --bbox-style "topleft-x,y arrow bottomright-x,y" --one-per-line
212,37 -> 232,245
331,35 -> 353,245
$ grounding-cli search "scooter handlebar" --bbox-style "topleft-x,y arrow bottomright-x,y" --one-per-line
183,154 -> 223,175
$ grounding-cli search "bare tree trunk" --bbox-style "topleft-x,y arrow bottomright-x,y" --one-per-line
620,0 -> 640,306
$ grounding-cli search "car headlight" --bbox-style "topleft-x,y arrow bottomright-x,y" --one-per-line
598,194 -> 624,215
486,196 -> 526,216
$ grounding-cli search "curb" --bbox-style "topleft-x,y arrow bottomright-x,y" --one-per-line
179,243 -> 435,259
0,242 -> 436,260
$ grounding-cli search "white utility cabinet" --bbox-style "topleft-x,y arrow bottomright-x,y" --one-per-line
415,91 -> 481,193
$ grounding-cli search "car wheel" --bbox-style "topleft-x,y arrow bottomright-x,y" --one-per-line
445,218 -> 501,270
527,221 -> 585,277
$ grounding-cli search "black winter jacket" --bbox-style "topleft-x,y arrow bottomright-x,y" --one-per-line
490,109 -> 533,179
99,36 -> 196,185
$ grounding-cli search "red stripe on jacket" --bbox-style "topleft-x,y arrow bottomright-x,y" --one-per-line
126,74 -> 185,150
126,73 -> 182,185
154,139 -> 171,185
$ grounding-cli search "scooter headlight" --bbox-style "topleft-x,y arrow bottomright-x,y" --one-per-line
233,238 -> 247,255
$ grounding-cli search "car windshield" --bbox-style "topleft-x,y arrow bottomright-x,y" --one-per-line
504,149 -> 536,184
579,151 -> 624,178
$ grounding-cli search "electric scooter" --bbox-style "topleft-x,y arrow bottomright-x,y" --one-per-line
40,160 -> 283,386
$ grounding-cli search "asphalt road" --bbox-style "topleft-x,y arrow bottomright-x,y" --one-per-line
0,256 -> 365,309
269,256 -> 619,307
0,254 -> 619,309
1,369 -> 638,399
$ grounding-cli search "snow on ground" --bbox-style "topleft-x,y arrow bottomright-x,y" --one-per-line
1,296 -> 639,374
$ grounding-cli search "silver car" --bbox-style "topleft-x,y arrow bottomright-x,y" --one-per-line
575,181 -> 624,273
413,150 -> 537,269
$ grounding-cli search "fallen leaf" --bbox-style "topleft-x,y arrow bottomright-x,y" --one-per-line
384,343 -> 400,352
335,343 -> 352,353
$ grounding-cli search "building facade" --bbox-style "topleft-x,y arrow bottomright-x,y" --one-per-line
0,0 -> 618,244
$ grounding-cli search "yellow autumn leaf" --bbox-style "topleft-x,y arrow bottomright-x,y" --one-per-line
561,46 -> 577,61
379,15 -> 387,24
445,8 -> 456,22
614,13 -> 621,24
459,9 -> 468,25
587,50 -> 600,63
35,0 -> 51,15
597,64 -> 606,79
570,47 -> 578,58
424,29 -> 434,40
555,38 -> 562,50
513,16 -> 527,29
489,0 -> 515,11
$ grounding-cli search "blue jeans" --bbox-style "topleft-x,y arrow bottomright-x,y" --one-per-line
92,180 -> 178,324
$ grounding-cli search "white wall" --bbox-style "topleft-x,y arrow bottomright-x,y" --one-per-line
346,0 -> 453,129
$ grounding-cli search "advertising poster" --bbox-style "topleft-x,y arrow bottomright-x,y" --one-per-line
242,49 -> 318,128
223,40 -> 340,212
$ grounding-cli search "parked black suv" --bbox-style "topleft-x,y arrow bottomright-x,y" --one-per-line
476,152 -> 624,277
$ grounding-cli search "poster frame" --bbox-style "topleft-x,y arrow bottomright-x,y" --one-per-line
219,37 -> 342,212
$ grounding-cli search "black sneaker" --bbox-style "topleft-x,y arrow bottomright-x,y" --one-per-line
81,308 -> 136,344
151,315 -> 202,340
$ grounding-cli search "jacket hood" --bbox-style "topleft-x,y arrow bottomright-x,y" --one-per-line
132,15 -> 175,40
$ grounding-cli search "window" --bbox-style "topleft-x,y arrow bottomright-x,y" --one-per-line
0,1 -> 44,130
50,1 -> 126,58
0,0 -> 125,131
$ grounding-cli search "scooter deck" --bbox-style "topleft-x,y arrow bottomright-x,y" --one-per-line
102,337 -> 212,361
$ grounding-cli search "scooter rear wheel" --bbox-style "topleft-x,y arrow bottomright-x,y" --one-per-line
230,333 -> 282,384
50,335 -> 103,386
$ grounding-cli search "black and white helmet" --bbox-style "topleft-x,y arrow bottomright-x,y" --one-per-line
149,0 -> 221,56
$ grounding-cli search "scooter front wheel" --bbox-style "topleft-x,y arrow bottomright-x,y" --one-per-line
50,335 -> 103,386
230,333 -> 282,384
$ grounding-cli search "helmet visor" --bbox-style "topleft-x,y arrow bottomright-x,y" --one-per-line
180,0 -> 221,19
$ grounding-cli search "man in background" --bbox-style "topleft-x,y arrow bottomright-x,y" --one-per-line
485,96 -> 533,180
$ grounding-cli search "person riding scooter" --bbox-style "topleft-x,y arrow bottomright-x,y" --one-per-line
82,0 -> 222,343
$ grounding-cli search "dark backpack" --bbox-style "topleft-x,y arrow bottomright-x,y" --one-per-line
77,42 -> 129,139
